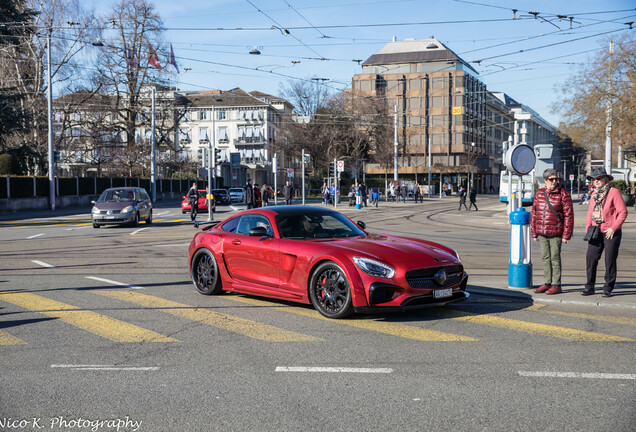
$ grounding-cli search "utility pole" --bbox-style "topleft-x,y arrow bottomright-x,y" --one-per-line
393,105 -> 398,181
47,32 -> 55,210
151,87 -> 156,202
604,41 -> 614,173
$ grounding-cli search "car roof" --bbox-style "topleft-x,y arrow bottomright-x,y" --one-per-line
103,186 -> 140,191
264,205 -> 337,217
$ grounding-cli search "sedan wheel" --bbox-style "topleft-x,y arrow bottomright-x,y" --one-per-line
309,262 -> 353,318
131,212 -> 139,227
145,209 -> 152,224
191,249 -> 223,295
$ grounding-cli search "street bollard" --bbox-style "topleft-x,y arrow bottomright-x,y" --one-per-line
355,191 -> 361,209
508,208 -> 532,289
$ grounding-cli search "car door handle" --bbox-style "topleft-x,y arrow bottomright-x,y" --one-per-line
231,239 -> 241,245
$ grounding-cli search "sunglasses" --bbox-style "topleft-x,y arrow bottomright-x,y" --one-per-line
546,177 -> 558,182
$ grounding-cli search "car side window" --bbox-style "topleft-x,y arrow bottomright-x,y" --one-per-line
236,215 -> 273,236
221,217 -> 239,233
141,190 -> 150,201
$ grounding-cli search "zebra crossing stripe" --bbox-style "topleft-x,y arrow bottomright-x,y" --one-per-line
0,292 -> 178,343
0,330 -> 27,345
96,290 -> 322,342
223,295 -> 478,342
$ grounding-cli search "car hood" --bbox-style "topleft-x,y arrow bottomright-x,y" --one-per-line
93,201 -> 134,210
324,234 -> 458,265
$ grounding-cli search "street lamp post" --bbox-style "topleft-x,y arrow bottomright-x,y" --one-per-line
47,32 -> 55,210
151,87 -> 156,202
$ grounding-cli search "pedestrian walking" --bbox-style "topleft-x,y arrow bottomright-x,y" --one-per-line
414,183 -> 421,203
581,168 -> 628,297
360,183 -> 368,207
458,185 -> 468,210
321,183 -> 330,206
254,183 -> 262,208
283,180 -> 294,205
348,184 -> 356,207
400,183 -> 407,203
371,187 -> 380,207
468,188 -> 478,210
244,179 -> 254,209
261,184 -> 270,206
187,182 -> 199,222
531,170 -> 574,295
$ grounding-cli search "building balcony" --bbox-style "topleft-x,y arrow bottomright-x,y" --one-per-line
233,137 -> 266,145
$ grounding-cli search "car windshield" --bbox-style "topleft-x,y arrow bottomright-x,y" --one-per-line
212,190 -> 226,196
228,188 -> 242,194
275,212 -> 366,239
97,189 -> 135,202
197,191 -> 207,199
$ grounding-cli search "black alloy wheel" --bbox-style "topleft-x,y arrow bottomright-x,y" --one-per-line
191,249 -> 223,295
309,262 -> 353,318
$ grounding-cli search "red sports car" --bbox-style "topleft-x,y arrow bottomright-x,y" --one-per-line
188,206 -> 468,318
181,189 -> 215,214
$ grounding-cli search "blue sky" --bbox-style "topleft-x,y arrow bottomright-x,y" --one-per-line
91,0 -> 635,127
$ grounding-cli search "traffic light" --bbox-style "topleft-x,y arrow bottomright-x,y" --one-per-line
214,149 -> 222,166
329,161 -> 335,176
54,150 -> 61,162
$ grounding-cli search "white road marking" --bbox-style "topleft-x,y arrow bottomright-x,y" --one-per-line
51,364 -> 159,371
275,366 -> 393,374
26,233 -> 44,239
518,371 -> 636,380
85,276 -> 144,290
66,226 -> 90,231
156,211 -> 170,216
31,260 -> 54,268
155,243 -> 191,247
230,206 -> 241,211
130,227 -> 148,236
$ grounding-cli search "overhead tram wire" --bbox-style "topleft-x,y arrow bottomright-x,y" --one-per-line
245,0 -> 326,60
472,27 -> 630,64
282,0 -> 330,39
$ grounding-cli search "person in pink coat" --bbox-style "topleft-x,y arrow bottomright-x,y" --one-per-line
582,168 -> 628,297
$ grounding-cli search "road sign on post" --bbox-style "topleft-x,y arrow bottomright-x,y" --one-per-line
337,160 -> 344,173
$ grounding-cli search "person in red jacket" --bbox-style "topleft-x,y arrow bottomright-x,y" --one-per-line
530,169 -> 574,295
582,167 -> 628,297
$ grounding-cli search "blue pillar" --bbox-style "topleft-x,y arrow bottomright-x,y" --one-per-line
508,208 -> 532,289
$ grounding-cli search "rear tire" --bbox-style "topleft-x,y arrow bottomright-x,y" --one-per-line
191,248 -> 223,295
309,261 -> 353,319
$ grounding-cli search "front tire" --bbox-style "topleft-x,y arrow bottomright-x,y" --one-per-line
145,209 -> 152,224
309,262 -> 353,318
191,248 -> 223,295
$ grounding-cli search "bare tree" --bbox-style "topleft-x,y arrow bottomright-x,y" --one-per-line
553,34 -> 636,158
0,0 -> 97,174
278,78 -> 333,116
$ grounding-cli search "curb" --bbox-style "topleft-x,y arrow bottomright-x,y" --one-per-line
467,287 -> 636,310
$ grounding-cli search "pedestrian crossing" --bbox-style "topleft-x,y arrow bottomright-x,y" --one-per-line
0,290 -> 634,345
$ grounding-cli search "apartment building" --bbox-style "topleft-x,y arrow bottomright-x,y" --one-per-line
177,88 -> 293,187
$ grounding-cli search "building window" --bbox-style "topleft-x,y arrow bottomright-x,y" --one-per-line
432,77 -> 445,89
360,80 -> 370,91
199,127 -> 209,141
218,111 -> 226,120
432,96 -> 445,108
218,127 -> 228,142
431,115 -> 445,127
199,110 -> 207,120
408,79 -> 420,90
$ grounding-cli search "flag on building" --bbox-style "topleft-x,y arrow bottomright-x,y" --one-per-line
169,43 -> 179,73
148,42 -> 162,71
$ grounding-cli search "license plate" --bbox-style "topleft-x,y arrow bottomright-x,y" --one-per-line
105,215 -> 115,219
433,288 -> 453,299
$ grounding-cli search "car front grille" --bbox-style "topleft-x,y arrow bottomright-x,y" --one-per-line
99,210 -> 122,214
405,265 -> 464,289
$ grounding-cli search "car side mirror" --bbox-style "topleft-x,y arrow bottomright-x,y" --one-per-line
357,221 -> 366,230
91,200 -> 96,205
249,226 -> 269,237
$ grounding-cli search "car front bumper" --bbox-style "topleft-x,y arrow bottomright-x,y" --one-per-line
92,212 -> 136,225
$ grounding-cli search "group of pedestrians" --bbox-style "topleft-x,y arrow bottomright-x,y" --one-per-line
457,186 -> 478,211
530,168 -> 627,297
244,179 -> 294,208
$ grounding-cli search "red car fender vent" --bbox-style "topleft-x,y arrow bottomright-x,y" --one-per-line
368,283 -> 402,305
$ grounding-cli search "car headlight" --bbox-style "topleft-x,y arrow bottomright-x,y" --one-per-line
353,257 -> 395,279
91,206 -> 100,215
121,205 -> 133,213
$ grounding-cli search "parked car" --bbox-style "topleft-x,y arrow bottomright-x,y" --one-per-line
228,187 -> 245,203
181,189 -> 215,214
188,206 -> 468,318
211,189 -> 230,205
91,187 -> 152,228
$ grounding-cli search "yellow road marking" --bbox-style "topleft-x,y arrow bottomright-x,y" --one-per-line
433,309 -> 634,341
527,304 -> 636,327
224,295 -> 478,342
0,292 -> 177,343
0,330 -> 27,345
96,290 -> 321,342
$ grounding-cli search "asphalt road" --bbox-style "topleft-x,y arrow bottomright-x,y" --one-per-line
1,197 -> 634,432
